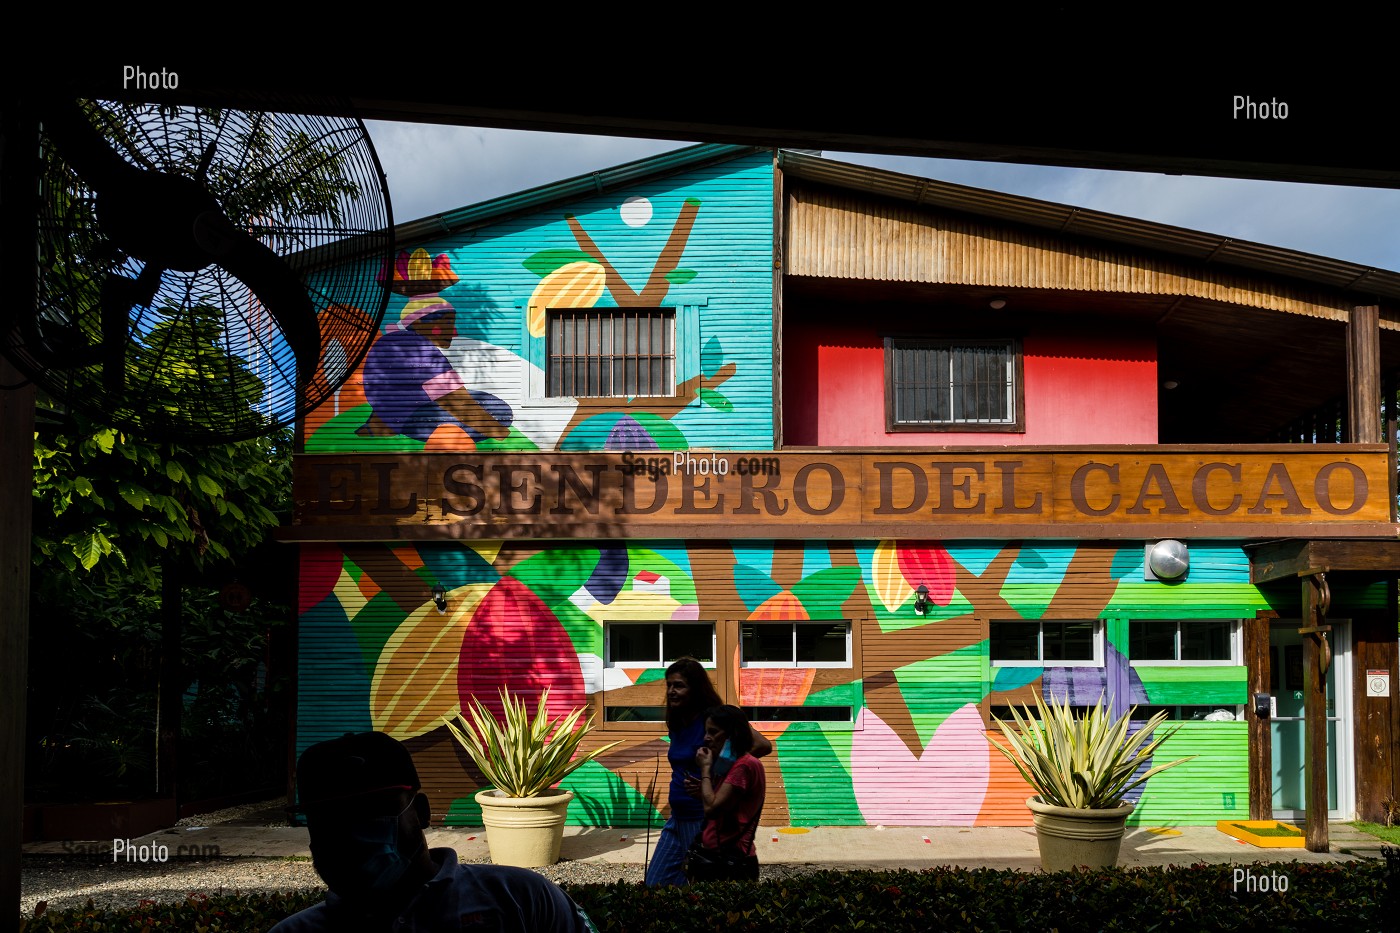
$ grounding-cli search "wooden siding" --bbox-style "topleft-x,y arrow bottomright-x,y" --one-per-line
297,540 -> 1270,826
784,186 -> 1366,324
304,152 -> 776,455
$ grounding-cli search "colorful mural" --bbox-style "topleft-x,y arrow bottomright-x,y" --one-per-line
302,152 -> 775,454
298,539 -> 1265,827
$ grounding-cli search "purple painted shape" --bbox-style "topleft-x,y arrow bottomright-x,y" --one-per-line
584,548 -> 629,605
1040,667 -> 1108,707
606,414 -> 657,450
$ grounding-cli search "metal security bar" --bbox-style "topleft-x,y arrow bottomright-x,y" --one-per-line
547,309 -> 675,397
890,339 -> 1014,424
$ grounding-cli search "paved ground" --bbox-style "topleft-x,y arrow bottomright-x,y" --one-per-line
23,814 -> 1388,870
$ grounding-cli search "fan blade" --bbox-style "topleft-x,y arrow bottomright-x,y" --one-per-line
39,99 -> 142,193
195,212 -> 319,376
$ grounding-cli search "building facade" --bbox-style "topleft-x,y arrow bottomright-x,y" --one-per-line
287,145 -> 1400,829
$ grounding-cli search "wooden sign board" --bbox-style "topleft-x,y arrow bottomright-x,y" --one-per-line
287,448 -> 1395,541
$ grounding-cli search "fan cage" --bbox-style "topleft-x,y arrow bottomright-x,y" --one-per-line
14,100 -> 392,443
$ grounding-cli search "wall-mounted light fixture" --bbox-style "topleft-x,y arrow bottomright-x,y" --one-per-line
988,297 -> 1007,310
1144,540 -> 1189,581
432,583 -> 448,613
913,584 -> 930,616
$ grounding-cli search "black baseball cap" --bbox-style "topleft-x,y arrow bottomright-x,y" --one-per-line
297,732 -> 421,807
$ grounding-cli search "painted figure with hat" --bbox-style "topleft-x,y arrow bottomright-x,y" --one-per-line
355,250 -> 514,446
271,731 -> 596,932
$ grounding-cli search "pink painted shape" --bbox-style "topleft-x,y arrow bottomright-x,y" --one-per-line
298,545 -> 343,616
424,368 -> 465,401
850,704 -> 989,825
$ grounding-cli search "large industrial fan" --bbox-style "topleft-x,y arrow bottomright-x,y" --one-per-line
4,98 -> 392,442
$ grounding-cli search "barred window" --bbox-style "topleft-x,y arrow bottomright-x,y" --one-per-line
884,337 -> 1023,432
547,309 -> 675,397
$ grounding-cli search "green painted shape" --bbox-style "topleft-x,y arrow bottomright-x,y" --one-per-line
522,248 -> 597,276
873,588 -> 974,632
791,567 -> 862,618
350,591 -> 409,672
780,721 -> 863,826
560,760 -> 662,826
665,268 -> 697,285
634,669 -> 667,685
509,548 -> 601,608
624,547 -> 698,605
891,643 -> 988,746
698,387 -> 733,412
551,599 -> 602,657
444,794 -> 484,827
996,584 -> 1063,621
803,682 -> 858,708
625,412 -> 688,450
1135,666 -> 1247,705
1105,583 -> 1271,615
305,404 -> 427,453
475,426 -> 540,452
1126,723 -> 1248,826
343,556 -> 363,583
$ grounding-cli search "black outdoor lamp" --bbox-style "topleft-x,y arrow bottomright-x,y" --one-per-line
431,583 -> 448,613
913,584 -> 930,616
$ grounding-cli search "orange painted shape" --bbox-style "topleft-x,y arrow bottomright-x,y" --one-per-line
738,668 -> 816,706
390,545 -> 425,572
424,424 -> 476,452
356,575 -> 383,601
750,591 -> 809,620
977,731 -> 1035,827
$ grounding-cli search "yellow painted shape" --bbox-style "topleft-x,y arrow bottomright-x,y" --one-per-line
1144,827 -> 1182,836
467,541 -> 503,566
871,540 -> 909,613
1215,820 -> 1306,848
370,583 -> 493,739
527,262 -> 605,337
776,827 -> 810,835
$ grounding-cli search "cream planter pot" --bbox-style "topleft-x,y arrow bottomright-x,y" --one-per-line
1026,796 -> 1135,871
475,788 -> 573,868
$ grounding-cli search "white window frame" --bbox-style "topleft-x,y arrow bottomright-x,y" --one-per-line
603,620 -> 715,668
1128,619 -> 1241,667
990,619 -> 1104,668
739,620 -> 853,669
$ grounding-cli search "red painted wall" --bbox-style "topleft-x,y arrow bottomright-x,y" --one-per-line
783,320 -> 1157,446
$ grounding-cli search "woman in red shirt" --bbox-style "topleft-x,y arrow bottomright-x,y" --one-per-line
688,704 -> 766,881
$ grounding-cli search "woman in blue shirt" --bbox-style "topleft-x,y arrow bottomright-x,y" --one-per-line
644,657 -> 771,887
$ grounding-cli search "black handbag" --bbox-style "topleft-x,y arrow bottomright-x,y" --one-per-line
683,835 -> 759,882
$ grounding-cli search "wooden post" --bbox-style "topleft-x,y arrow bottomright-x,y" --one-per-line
1301,574 -> 1330,852
1246,614 -> 1273,819
1348,304 -> 1382,444
1,103 -> 39,923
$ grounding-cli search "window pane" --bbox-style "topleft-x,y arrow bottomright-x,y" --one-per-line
1043,622 -> 1095,662
1181,620 -> 1232,661
605,706 -> 665,722
795,623 -> 848,663
1130,620 -> 1178,660
742,624 -> 793,663
608,623 -> 660,664
990,622 -> 1040,661
546,310 -> 675,398
663,623 -> 714,663
890,339 -> 1014,425
744,706 -> 852,722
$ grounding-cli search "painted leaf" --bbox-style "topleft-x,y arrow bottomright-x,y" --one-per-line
791,567 -> 862,618
458,576 -> 586,726
521,249 -> 597,277
370,582 -> 492,739
851,705 -> 988,825
897,543 -> 956,605
871,540 -> 909,612
698,388 -> 733,412
527,261 -> 606,337
664,268 -> 697,285
700,335 -> 724,378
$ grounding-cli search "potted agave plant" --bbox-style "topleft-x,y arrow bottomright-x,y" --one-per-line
988,692 -> 1194,871
444,687 -> 618,868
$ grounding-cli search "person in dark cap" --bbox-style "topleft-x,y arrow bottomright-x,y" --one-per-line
271,732 -> 597,932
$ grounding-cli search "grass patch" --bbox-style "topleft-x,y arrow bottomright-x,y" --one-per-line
1229,822 -> 1301,837
1349,819 -> 1400,844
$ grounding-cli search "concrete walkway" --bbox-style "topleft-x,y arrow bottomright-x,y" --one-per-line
24,820 -> 1389,871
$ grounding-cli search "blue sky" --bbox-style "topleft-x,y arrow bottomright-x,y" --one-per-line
367,122 -> 1400,273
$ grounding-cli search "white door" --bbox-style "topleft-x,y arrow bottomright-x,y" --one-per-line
1269,619 -> 1352,820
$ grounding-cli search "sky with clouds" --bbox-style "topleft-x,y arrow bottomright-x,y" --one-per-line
367,121 -> 1400,274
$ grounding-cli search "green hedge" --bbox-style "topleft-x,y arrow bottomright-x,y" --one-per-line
20,863 -> 1390,932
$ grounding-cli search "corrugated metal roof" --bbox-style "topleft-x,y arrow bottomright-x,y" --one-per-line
776,151 -> 1400,302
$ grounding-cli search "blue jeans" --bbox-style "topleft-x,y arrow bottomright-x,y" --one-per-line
644,816 -> 703,887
